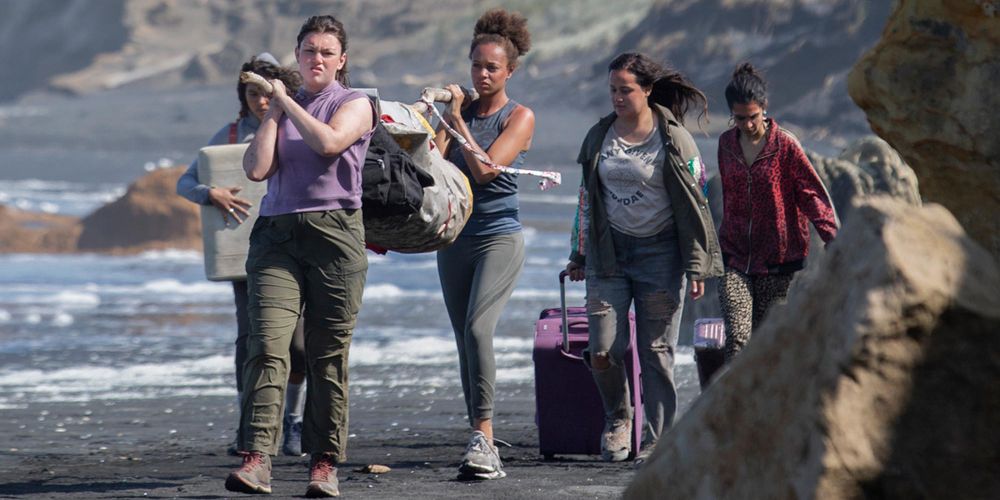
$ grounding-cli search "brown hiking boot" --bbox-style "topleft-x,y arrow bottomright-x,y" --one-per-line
225,451 -> 272,494
305,453 -> 339,497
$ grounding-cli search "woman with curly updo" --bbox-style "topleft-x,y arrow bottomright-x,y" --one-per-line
433,8 -> 535,480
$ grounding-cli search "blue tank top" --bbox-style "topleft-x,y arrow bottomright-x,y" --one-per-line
447,99 -> 525,236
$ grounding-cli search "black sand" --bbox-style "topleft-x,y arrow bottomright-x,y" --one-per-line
0,378 -> 695,499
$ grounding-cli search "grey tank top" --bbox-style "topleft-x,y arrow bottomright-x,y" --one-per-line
447,99 -> 526,236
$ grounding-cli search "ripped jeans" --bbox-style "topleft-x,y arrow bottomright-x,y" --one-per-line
585,226 -> 686,442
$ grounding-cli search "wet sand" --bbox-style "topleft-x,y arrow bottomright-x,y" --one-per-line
0,380 -> 661,499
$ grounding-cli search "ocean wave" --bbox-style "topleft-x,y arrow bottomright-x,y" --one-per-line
519,193 -> 578,205
362,283 -> 437,301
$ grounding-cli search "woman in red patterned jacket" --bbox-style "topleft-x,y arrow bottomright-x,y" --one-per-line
717,63 -> 838,362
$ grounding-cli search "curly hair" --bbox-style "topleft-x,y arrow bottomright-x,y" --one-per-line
608,52 -> 707,126
469,8 -> 531,70
237,57 -> 302,119
724,62 -> 768,110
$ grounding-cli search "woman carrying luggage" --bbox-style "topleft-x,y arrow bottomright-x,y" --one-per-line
433,8 -> 535,480
565,52 -> 722,463
716,63 -> 837,362
225,15 -> 375,497
175,53 -> 308,457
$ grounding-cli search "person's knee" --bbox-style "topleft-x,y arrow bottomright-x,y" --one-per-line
590,351 -> 612,370
642,290 -> 679,320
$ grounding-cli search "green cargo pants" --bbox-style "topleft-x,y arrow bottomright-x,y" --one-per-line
239,209 -> 367,462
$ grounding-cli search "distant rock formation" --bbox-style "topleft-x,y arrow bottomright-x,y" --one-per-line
611,0 -> 894,140
848,0 -> 1000,260
0,166 -> 201,254
627,197 -> 1000,499
0,205 -> 79,253
77,166 -> 201,253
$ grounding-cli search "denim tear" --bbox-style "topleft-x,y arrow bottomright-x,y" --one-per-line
644,291 -> 678,320
586,297 -> 613,316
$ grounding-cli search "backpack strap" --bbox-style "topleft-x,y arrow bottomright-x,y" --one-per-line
228,121 -> 239,144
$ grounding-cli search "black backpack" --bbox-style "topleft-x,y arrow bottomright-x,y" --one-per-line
361,122 -> 435,219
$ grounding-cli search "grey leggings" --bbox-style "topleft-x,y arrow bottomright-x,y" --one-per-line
437,232 -> 525,423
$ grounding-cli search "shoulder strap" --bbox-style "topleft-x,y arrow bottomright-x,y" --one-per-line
228,121 -> 239,144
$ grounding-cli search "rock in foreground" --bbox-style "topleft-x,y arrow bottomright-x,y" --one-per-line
848,0 -> 1000,260
627,197 -> 1000,499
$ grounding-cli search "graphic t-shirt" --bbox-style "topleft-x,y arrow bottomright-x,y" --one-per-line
597,125 -> 672,237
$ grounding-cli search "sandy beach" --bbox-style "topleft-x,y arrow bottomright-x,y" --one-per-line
0,376 -> 693,499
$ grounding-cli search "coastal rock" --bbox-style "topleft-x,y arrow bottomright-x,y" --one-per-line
807,136 -> 920,220
0,205 -> 80,253
848,0 -> 1000,260
77,166 -> 201,253
627,197 -> 1000,499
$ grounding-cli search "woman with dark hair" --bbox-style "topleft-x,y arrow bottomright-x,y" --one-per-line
433,7 -> 535,480
175,53 -> 308,458
716,62 -> 837,362
565,52 -> 722,464
225,15 -> 375,497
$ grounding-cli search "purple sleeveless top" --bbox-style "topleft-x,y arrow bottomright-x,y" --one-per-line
260,81 -> 374,216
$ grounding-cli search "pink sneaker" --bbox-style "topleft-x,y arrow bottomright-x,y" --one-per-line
305,453 -> 340,497
224,451 -> 272,494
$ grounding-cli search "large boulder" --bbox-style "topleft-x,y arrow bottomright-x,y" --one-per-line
77,166 -> 201,253
627,197 -> 1000,499
848,0 -> 1000,260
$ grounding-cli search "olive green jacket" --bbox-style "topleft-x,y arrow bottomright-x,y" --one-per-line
569,105 -> 723,281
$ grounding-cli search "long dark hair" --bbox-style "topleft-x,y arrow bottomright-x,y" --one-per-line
296,15 -> 351,87
469,8 -> 532,71
608,52 -> 707,126
724,62 -> 768,110
237,57 -> 302,118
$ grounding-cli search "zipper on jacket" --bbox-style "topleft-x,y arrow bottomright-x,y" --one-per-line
746,167 -> 753,274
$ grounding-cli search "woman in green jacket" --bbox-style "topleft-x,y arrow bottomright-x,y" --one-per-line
565,52 -> 722,463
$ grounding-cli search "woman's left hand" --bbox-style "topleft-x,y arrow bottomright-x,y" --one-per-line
445,83 -> 466,123
690,279 -> 705,300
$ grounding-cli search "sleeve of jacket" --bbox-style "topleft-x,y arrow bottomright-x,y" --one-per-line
176,123 -> 232,205
787,133 -> 838,243
670,125 -> 721,280
569,137 -> 591,266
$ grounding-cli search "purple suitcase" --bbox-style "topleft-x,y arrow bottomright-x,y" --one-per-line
532,270 -> 643,459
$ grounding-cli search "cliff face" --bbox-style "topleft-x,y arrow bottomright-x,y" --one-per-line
848,0 -> 1000,261
1,0 -> 888,141
606,0 -> 892,141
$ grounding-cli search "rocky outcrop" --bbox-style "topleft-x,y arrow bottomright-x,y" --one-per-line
0,206 -> 80,253
76,166 -> 201,253
627,197 -> 1000,499
848,0 -> 1000,260
0,167 -> 202,254
808,136 -> 920,219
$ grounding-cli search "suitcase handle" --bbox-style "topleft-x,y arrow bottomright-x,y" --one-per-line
559,338 -> 586,361
559,270 -> 573,356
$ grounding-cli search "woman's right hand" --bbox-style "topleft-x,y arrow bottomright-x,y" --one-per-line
267,79 -> 289,117
565,261 -> 585,282
208,186 -> 252,225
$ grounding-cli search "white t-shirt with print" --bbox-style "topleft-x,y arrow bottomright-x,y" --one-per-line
597,125 -> 672,237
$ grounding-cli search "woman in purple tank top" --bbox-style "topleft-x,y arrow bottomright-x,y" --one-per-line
226,15 -> 374,498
